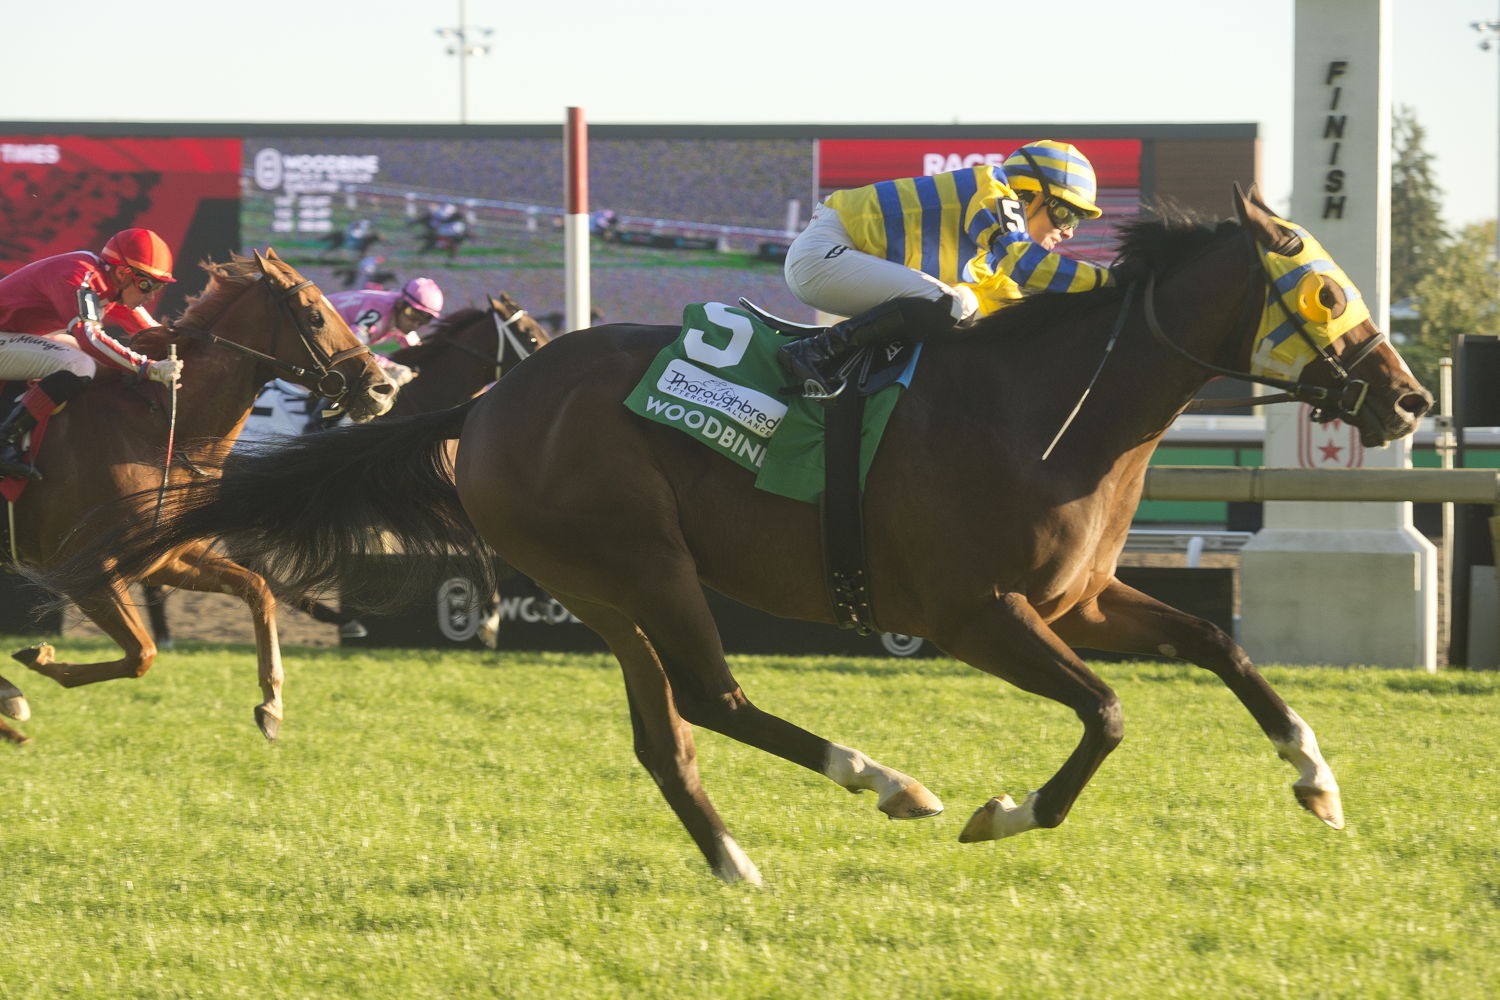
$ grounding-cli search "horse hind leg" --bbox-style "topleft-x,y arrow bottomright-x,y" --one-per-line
618,570 -> 942,821
562,594 -> 761,885
1051,578 -> 1343,830
0,672 -> 30,723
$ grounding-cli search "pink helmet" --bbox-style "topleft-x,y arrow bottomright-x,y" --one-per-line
401,276 -> 444,318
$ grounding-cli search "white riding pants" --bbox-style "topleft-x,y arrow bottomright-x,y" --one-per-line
0,331 -> 97,382
783,202 -> 979,322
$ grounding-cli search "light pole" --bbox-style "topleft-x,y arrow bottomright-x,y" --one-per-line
1474,8 -> 1500,262
436,0 -> 493,123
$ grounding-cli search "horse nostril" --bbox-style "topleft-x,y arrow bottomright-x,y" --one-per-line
1399,392 -> 1431,418
373,381 -> 396,397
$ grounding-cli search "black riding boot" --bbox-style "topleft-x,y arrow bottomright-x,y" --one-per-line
778,297 -> 957,399
0,402 -> 41,482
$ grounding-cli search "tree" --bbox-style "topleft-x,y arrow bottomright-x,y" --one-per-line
1390,106 -> 1448,304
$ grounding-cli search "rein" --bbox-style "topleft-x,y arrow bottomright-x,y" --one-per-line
174,276 -> 371,412
1142,234 -> 1388,424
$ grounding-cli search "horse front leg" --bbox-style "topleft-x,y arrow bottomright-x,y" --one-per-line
149,545 -> 285,741
928,591 -> 1124,842
1052,577 -> 1343,830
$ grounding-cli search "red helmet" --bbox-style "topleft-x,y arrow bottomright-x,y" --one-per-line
101,228 -> 176,282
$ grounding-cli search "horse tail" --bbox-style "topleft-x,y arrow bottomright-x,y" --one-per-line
32,397 -> 493,610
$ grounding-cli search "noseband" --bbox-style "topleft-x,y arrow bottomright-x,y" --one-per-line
1141,233 -> 1388,424
432,304 -> 538,381
175,276 -> 371,411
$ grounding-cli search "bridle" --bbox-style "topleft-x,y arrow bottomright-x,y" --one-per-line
175,276 -> 371,413
430,303 -> 538,381
1141,230 -> 1388,424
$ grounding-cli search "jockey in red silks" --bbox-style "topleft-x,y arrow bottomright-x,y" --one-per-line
0,228 -> 185,481
327,276 -> 444,388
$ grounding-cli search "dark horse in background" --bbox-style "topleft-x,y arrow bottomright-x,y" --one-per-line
0,251 -> 392,745
138,293 -> 552,649
35,190 -> 1431,882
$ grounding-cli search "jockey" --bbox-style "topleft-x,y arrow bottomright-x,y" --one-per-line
0,228 -> 185,481
327,276 -> 444,388
778,140 -> 1115,397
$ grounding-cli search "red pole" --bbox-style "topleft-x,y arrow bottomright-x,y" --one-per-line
564,107 -> 590,333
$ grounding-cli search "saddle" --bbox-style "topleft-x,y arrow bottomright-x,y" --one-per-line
737,298 -> 918,399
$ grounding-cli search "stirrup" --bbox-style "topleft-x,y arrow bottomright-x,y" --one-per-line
0,455 -> 41,482
799,377 -> 847,402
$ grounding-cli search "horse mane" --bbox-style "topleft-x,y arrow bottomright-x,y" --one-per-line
424,306 -> 487,339
173,253 -> 267,331
974,207 -> 1242,337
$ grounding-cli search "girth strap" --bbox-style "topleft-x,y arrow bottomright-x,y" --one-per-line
821,386 -> 878,634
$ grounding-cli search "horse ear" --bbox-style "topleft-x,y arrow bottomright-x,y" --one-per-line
252,249 -> 271,275
265,247 -> 282,262
487,294 -> 504,311
1233,183 -> 1293,253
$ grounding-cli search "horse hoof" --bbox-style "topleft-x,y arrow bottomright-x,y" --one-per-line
878,783 -> 944,820
254,705 -> 281,742
1,692 -> 30,722
1,725 -> 31,747
12,643 -> 53,670
958,792 -> 1040,843
1294,786 -> 1345,830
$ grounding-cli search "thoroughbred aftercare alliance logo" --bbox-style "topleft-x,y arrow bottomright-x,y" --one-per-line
653,358 -> 787,437
635,357 -> 791,470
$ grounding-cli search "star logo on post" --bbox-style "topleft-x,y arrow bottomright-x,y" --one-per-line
1298,409 -> 1363,468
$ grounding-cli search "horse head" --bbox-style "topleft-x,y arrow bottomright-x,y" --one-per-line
1232,185 -> 1432,446
248,249 -> 395,422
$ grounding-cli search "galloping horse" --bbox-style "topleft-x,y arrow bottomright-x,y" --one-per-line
136,293 -> 552,649
0,250 -> 392,745
34,190 -> 1431,882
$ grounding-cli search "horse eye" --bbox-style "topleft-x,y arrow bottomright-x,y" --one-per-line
309,310 -> 325,329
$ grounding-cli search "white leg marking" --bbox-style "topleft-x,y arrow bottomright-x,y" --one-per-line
712,833 -> 763,886
1274,709 -> 1339,795
824,743 -> 910,801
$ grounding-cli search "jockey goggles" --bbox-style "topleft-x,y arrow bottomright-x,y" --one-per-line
1043,197 -> 1088,231
128,268 -> 167,294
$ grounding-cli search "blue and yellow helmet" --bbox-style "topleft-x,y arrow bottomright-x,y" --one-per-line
1003,140 -> 1103,220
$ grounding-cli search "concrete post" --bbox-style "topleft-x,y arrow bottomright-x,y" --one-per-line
1239,0 -> 1438,669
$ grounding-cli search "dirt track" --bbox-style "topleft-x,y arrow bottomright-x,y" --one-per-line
57,552 -> 1241,652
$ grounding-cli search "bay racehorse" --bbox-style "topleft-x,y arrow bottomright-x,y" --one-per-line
384,292 -> 552,417
32,189 -> 1431,882
136,292 -> 552,649
0,250 -> 392,745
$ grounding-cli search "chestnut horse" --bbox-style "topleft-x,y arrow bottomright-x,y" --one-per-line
33,191 -> 1431,882
0,250 -> 392,745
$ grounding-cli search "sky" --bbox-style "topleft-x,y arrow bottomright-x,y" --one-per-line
3,0 -> 1496,232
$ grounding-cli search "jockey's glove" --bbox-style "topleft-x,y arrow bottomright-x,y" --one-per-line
142,357 -> 184,385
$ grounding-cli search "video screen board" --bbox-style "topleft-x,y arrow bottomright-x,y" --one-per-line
0,134 -> 240,316
241,135 -> 815,333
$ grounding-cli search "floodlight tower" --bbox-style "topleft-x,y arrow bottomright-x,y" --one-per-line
1474,10 -> 1500,261
437,0 -> 494,123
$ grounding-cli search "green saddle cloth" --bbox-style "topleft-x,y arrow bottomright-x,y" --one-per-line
622,302 -> 913,504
